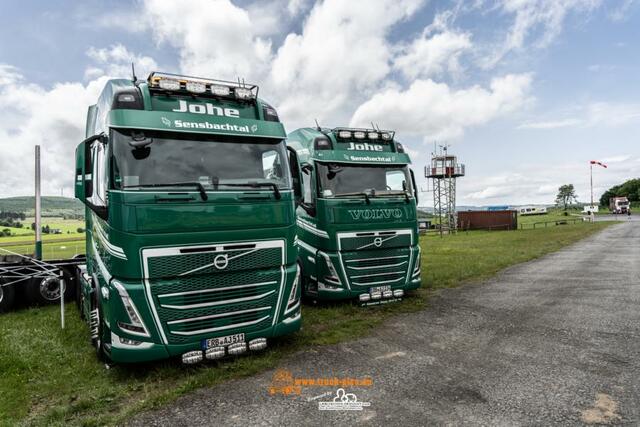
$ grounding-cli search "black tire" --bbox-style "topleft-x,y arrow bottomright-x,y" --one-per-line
25,271 -> 75,306
0,282 -> 15,313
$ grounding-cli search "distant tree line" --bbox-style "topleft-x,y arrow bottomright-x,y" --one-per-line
0,211 -> 26,220
0,217 -> 23,229
599,178 -> 640,206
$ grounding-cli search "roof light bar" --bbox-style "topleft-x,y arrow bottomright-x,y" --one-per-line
147,72 -> 258,100
333,127 -> 395,141
353,131 -> 366,139
185,81 -> 206,94
210,85 -> 231,96
158,78 -> 180,91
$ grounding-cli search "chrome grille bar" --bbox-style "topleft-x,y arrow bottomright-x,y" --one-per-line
346,261 -> 408,271
350,270 -> 405,279
157,280 -> 277,298
160,290 -> 276,310
169,315 -> 271,336
167,306 -> 272,325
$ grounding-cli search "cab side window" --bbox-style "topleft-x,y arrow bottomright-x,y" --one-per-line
90,143 -> 107,207
302,169 -> 313,204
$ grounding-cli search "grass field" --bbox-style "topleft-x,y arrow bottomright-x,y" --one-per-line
0,222 -> 611,426
0,217 -> 85,260
517,207 -> 587,227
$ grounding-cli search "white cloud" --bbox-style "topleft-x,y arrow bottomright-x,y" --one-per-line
518,101 -> 640,130
601,155 -> 631,163
586,102 -> 640,126
457,158 -> 640,206
351,73 -> 533,140
86,44 -> 159,80
0,66 -> 108,196
394,29 -> 472,79
0,64 -> 23,86
482,0 -> 602,68
143,0 -> 273,81
268,0 -> 424,127
608,0 -> 635,21
517,118 -> 582,129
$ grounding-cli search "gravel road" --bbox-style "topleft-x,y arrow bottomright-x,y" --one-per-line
130,221 -> 640,426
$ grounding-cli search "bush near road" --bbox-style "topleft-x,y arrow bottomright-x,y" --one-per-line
0,222 -> 611,426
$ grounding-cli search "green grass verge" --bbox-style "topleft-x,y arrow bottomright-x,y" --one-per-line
0,222 -> 611,426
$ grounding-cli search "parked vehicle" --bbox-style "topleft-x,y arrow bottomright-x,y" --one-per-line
609,197 -> 630,214
286,126 -> 421,305
74,72 -> 301,363
518,206 -> 548,216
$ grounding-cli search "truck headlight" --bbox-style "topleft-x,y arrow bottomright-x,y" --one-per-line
286,265 -> 301,313
112,281 -> 150,337
318,251 -> 341,285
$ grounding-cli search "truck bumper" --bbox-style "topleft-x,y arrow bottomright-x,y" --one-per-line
108,307 -> 301,363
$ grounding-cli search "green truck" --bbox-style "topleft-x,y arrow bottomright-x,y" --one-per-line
286,127 -> 421,304
74,72 -> 301,363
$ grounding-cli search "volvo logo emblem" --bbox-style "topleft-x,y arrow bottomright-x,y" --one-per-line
213,254 -> 229,270
373,237 -> 383,247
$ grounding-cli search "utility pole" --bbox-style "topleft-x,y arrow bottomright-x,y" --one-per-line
590,162 -> 594,208
35,145 -> 42,260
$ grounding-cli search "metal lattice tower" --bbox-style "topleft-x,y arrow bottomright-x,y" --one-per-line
425,148 -> 465,236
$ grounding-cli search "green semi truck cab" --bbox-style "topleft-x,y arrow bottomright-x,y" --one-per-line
286,127 -> 422,304
74,72 -> 301,363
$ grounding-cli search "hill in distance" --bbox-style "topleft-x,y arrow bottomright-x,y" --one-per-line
0,196 -> 84,217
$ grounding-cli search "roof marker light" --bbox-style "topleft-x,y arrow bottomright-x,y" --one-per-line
235,87 -> 254,100
381,132 -> 392,141
186,81 -> 206,94
353,131 -> 366,139
337,130 -> 352,139
158,79 -> 180,91
367,132 -> 379,140
210,85 -> 231,96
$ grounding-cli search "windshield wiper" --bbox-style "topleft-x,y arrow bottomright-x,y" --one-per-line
334,190 -> 374,204
217,182 -> 281,200
378,190 -> 411,203
123,182 -> 208,201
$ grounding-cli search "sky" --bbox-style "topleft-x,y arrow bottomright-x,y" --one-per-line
0,0 -> 638,207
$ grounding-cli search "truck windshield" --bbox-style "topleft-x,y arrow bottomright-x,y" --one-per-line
316,163 -> 412,198
111,129 -> 291,191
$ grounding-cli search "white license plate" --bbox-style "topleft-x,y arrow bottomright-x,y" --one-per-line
204,333 -> 245,349
369,285 -> 391,294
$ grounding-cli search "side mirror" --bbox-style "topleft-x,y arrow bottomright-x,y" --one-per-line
301,162 -> 313,173
77,133 -> 108,220
286,146 -> 303,206
410,169 -> 418,204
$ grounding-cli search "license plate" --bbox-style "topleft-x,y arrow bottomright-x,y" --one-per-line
369,285 -> 391,294
203,333 -> 245,349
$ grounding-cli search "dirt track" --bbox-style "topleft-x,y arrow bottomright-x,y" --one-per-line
131,222 -> 640,426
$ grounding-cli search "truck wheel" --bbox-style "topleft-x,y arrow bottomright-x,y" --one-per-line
0,282 -> 15,313
25,272 -> 75,306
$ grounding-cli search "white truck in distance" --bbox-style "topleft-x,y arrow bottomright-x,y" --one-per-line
609,197 -> 630,214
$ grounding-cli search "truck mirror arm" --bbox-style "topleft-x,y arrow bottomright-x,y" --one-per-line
85,200 -> 108,221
